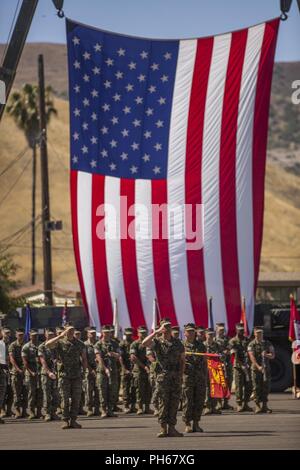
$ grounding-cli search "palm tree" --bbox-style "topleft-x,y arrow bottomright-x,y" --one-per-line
6,83 -> 57,285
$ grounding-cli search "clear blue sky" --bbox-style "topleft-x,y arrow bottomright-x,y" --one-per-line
0,0 -> 299,62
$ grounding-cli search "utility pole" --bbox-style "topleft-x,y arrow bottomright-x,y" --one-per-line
31,142 -> 36,285
38,54 -> 53,305
0,0 -> 39,121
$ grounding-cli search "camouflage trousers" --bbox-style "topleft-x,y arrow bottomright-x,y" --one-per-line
251,368 -> 271,404
121,372 -> 136,408
0,368 -> 7,410
150,371 -> 159,411
234,367 -> 252,405
84,371 -> 100,412
41,374 -> 59,416
11,373 -> 27,410
133,369 -> 151,409
25,374 -> 43,414
156,372 -> 181,426
182,372 -> 206,423
59,376 -> 82,420
97,370 -> 119,413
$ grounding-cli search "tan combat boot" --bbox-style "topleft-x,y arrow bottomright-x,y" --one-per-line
192,421 -> 203,433
86,410 -> 94,417
237,405 -> 244,412
61,419 -> 70,429
254,403 -> 263,414
14,408 -> 22,419
261,402 -> 272,413
168,425 -> 184,437
243,403 -> 253,412
184,422 -> 193,433
44,414 -> 52,422
157,423 -> 168,438
136,408 -> 144,415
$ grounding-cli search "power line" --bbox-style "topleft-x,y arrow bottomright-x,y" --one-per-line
0,146 -> 29,178
0,155 -> 31,209
48,141 -> 69,172
0,214 -> 41,245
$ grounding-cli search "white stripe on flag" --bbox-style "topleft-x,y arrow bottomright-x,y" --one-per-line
167,39 -> 197,326
77,171 -> 100,331
135,179 -> 157,331
202,33 -> 232,329
105,176 -> 131,330
236,23 -> 265,333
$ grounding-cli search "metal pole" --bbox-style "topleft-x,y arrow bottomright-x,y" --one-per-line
38,54 -> 53,306
31,143 -> 36,285
0,0 -> 39,121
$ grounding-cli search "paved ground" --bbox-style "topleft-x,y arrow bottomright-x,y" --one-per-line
0,393 -> 299,450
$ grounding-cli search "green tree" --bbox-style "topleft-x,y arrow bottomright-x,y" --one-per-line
0,250 -> 21,314
6,84 -> 57,285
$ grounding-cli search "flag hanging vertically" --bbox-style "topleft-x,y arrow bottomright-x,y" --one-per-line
240,296 -> 249,337
66,17 -> 279,335
61,300 -> 68,327
25,303 -> 32,341
289,294 -> 300,342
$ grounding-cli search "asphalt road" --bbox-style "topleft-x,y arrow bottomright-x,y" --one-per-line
0,393 -> 299,450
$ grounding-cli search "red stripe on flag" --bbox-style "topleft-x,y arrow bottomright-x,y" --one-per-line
70,170 -> 88,316
185,37 -> 214,327
152,179 -> 177,325
120,179 -> 146,328
252,18 -> 279,289
219,30 -> 248,335
91,174 -> 113,325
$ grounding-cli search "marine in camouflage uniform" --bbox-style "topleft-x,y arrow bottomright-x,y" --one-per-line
45,323 -> 87,429
0,327 -> 13,418
215,322 -> 234,410
146,346 -> 161,416
248,326 -> 275,414
55,326 -> 64,414
130,326 -> 152,415
196,326 -> 206,343
8,328 -> 28,418
22,329 -> 43,419
110,328 -> 122,412
143,319 -> 185,438
84,327 -> 100,416
203,328 -> 222,415
74,329 -> 86,415
182,323 -> 207,433
95,325 -> 120,418
229,323 -> 253,412
38,328 -> 59,421
119,327 -> 136,413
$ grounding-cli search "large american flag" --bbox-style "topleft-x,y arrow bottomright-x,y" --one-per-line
66,17 -> 279,335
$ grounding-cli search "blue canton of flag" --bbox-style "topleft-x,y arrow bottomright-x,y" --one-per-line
67,19 -> 179,179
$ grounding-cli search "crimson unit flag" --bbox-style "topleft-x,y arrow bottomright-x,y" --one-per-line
66,17 -> 279,335
289,294 -> 300,342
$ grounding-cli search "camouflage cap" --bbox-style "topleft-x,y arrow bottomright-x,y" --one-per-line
64,322 -> 74,329
29,328 -> 38,335
215,322 -> 225,329
254,326 -> 263,332
15,328 -> 25,333
3,327 -> 11,333
205,328 -> 215,335
124,327 -> 134,334
85,326 -> 97,333
102,325 -> 112,333
159,317 -> 171,326
235,323 -> 245,330
137,325 -> 148,333
196,325 -> 205,332
171,326 -> 180,331
184,323 -> 196,331
45,327 -> 55,334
